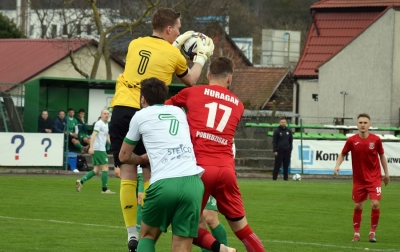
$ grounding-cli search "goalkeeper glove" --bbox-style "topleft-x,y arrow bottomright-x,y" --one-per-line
193,36 -> 214,67
173,30 -> 194,49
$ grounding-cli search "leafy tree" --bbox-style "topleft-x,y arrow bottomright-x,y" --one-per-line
0,12 -> 24,38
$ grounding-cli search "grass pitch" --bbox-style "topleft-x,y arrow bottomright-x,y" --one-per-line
0,175 -> 399,252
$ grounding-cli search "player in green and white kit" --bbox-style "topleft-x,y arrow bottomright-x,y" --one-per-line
119,78 -> 205,252
76,109 -> 114,194
76,108 -> 91,147
67,108 -> 87,153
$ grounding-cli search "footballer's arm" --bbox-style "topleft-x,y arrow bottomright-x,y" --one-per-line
119,142 -> 146,165
179,63 -> 203,87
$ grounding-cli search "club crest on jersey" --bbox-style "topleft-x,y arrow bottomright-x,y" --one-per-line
369,142 -> 375,149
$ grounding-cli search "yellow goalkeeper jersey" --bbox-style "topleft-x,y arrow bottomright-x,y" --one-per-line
110,36 -> 188,109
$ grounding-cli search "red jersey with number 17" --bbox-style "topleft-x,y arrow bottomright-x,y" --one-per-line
341,134 -> 384,185
167,85 -> 244,167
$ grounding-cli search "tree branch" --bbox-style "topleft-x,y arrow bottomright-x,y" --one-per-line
68,50 -> 89,79
104,0 -> 159,36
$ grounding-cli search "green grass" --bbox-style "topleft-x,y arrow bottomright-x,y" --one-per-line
0,175 -> 399,252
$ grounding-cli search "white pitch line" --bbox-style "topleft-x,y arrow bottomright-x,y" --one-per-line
261,239 -> 399,252
1,215 -> 398,251
0,215 -> 124,229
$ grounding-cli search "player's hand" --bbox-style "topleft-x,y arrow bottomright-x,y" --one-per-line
71,133 -> 78,138
193,36 -> 214,67
173,30 -> 194,49
114,167 -> 120,178
274,152 -> 278,156
383,175 -> 390,186
333,166 -> 340,177
140,153 -> 149,165
88,148 -> 94,155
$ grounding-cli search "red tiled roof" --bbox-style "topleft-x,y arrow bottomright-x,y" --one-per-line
311,0 -> 400,9
293,10 -> 386,78
0,39 -> 94,91
231,67 -> 289,109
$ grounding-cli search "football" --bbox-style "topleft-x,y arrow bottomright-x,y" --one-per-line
292,174 -> 302,181
182,32 -> 207,59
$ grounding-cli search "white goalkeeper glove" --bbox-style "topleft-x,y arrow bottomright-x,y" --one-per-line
173,30 -> 194,49
193,36 -> 214,67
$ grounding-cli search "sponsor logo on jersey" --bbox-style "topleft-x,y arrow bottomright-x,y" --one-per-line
196,131 -> 228,145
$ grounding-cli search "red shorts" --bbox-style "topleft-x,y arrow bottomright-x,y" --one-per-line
352,183 -> 382,202
200,163 -> 245,219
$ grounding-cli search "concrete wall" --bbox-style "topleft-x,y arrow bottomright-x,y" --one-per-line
318,9 -> 396,127
391,10 -> 400,126
297,79 -> 321,124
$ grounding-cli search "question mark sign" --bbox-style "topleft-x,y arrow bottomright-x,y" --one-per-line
41,138 -> 52,157
11,135 -> 25,160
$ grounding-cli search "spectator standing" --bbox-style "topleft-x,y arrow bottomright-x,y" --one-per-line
272,117 -> 293,180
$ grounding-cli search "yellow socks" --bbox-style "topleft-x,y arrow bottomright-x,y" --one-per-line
120,180 -> 137,228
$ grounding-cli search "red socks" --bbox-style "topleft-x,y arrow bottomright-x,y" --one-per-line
235,224 -> 265,252
370,208 -> 380,232
353,209 -> 362,233
193,228 -> 218,251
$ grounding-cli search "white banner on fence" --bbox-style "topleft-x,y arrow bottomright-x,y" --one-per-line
291,140 -> 400,176
0,133 -> 64,166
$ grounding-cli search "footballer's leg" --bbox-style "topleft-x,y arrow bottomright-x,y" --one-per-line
76,155 -> 101,192
193,166 -> 236,252
110,106 -> 139,251
368,184 -> 381,243
201,196 -> 228,252
100,162 -> 115,194
215,167 -> 266,252
137,222 -> 162,252
352,184 -> 368,241
136,172 -> 144,233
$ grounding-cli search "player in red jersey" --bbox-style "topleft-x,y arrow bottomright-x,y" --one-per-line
166,56 -> 265,252
334,113 -> 390,243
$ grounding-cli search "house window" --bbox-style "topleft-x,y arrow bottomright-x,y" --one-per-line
87,24 -> 91,35
63,24 -> 68,35
41,25 -> 47,37
76,24 -> 81,35
51,24 -> 57,38
29,25 -> 34,36
312,94 -> 318,101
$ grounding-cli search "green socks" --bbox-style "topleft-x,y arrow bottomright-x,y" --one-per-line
75,142 -> 83,151
101,171 -> 108,190
81,170 -> 95,183
137,237 -> 155,252
201,223 -> 228,252
136,204 -> 142,233
212,223 -> 228,246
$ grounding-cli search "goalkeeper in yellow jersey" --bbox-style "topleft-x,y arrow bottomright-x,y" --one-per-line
108,7 -> 214,252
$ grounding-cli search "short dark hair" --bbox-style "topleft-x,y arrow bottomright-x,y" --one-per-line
279,116 -> 287,121
152,8 -> 180,31
357,113 -> 370,120
67,108 -> 74,112
78,109 -> 85,113
140,78 -> 169,106
209,57 -> 234,79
